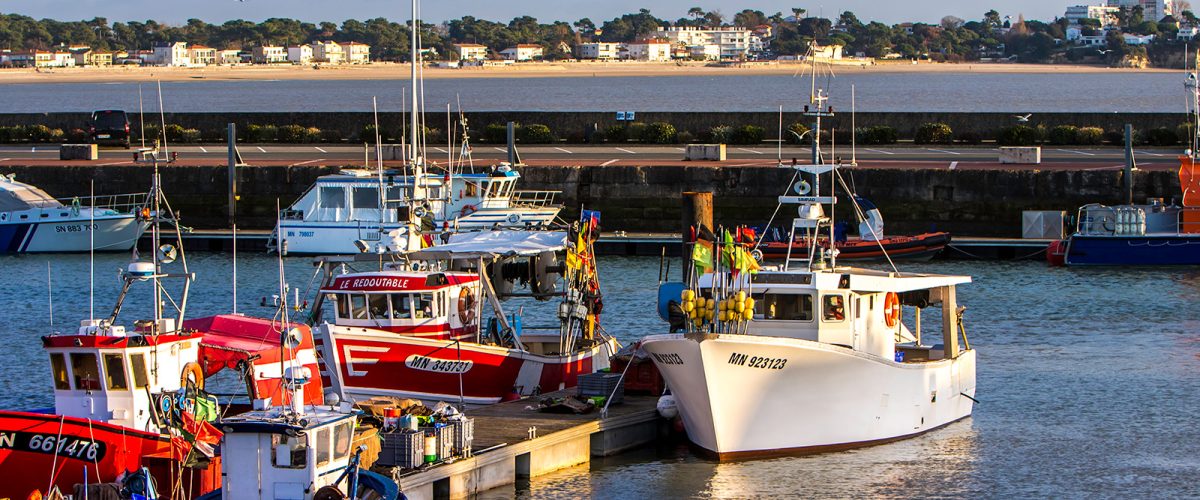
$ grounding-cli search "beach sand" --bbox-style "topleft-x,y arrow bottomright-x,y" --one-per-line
0,60 -> 1176,84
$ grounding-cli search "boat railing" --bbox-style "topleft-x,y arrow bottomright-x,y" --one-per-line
1178,207 -> 1200,234
61,192 -> 148,214
511,190 -> 560,208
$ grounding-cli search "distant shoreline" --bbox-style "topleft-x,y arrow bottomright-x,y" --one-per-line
0,61 -> 1180,84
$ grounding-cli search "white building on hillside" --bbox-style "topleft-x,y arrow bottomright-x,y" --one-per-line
1123,33 -> 1156,44
153,42 -> 189,67
1065,5 -> 1120,26
649,26 -> 754,59
624,40 -> 671,61
288,45 -> 313,64
500,44 -> 543,61
1179,25 -> 1199,39
1107,0 -> 1172,22
577,42 -> 620,60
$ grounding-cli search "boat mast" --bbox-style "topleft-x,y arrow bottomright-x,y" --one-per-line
409,0 -> 424,201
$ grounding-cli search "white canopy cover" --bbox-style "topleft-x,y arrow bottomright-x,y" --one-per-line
407,230 -> 567,260
0,175 -> 62,212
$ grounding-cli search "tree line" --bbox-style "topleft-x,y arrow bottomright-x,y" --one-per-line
0,6 -> 1196,63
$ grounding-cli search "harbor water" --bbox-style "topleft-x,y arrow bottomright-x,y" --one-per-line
0,253 -> 1197,497
0,71 -> 1190,113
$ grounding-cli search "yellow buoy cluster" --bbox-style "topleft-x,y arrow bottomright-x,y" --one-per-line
680,289 -> 715,328
717,290 -> 754,323
682,288 -> 755,331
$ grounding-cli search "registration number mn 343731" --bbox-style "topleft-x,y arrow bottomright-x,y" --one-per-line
728,352 -> 787,370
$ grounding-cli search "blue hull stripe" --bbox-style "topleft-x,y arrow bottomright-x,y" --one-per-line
0,223 -> 32,253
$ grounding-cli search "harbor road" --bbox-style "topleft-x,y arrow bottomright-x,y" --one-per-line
0,144 -> 1183,171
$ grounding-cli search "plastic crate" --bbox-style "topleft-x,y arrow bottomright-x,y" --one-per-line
419,425 -> 453,460
578,372 -> 625,404
610,358 -> 665,396
378,430 -> 424,469
448,418 -> 474,457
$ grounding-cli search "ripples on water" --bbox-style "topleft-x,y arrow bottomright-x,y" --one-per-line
0,254 -> 1196,496
0,72 -> 1189,113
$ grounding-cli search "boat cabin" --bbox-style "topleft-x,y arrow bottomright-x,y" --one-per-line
689,267 -> 970,362
42,319 -> 199,433
217,406 -> 359,500
281,168 -> 529,225
320,271 -> 483,342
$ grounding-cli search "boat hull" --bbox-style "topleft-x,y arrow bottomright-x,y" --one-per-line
315,325 -> 619,405
0,410 -> 169,498
640,333 -> 975,459
758,232 -> 950,262
0,215 -> 145,253
1064,234 -> 1200,265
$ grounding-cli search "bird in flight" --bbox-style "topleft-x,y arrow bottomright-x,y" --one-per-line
1097,49 -> 1112,54
1014,114 -> 1032,122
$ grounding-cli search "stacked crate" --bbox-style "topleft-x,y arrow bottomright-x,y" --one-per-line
420,424 -> 453,460
578,372 -> 624,405
377,430 -> 424,469
448,417 -> 474,457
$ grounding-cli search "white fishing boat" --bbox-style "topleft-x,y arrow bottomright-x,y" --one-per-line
271,166 -> 561,255
643,86 -> 977,459
0,173 -> 148,253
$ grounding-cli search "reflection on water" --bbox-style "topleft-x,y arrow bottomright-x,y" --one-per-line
0,254 -> 1197,496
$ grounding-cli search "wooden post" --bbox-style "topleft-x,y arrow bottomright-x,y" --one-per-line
941,286 -> 959,359
681,192 -> 713,284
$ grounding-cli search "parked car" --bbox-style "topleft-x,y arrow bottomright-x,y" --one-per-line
90,110 -> 131,148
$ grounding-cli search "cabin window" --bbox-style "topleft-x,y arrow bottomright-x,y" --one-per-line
49,353 -> 69,390
386,185 -> 413,202
368,294 -> 389,319
318,186 -> 346,209
464,182 -> 479,197
103,353 -> 129,391
756,293 -> 813,321
414,293 -> 434,319
390,293 -> 413,319
352,187 -> 380,209
70,353 -> 101,391
315,427 -> 331,467
823,295 -> 847,322
336,295 -> 350,319
333,421 -> 352,460
130,353 -> 149,389
428,186 -> 444,199
271,434 -> 307,469
350,294 -> 368,320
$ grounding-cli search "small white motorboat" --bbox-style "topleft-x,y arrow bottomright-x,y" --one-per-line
0,173 -> 148,253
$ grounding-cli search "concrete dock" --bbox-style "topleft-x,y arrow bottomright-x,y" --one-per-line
387,391 -> 661,499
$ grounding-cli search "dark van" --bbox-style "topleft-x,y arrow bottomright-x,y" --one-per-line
90,110 -> 131,148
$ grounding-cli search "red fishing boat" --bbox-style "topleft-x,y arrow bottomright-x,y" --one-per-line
0,163 -> 324,499
312,223 -> 620,406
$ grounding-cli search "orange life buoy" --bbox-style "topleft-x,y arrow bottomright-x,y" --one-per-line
884,292 -> 900,328
460,204 -> 478,217
458,287 -> 477,325
181,361 -> 204,391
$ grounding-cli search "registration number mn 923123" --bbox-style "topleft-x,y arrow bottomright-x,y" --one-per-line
728,352 -> 787,370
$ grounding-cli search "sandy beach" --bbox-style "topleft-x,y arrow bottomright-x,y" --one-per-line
0,60 -> 1178,84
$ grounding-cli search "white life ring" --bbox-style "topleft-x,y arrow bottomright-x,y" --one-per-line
794,179 -> 811,195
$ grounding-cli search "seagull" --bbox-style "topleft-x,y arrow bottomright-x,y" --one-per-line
1014,113 -> 1032,122
1097,49 -> 1112,54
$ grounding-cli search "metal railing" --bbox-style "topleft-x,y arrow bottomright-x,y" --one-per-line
59,192 -> 148,214
511,190 -> 560,208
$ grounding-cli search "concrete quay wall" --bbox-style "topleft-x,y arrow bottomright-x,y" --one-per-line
0,112 -> 1190,142
0,164 -> 1180,236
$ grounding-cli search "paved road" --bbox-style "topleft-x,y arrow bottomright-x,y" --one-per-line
0,144 -> 1183,171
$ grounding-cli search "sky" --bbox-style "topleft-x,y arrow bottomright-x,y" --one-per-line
0,0 -> 1063,26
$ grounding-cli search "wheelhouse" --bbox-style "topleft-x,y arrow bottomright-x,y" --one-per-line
320,271 -> 482,341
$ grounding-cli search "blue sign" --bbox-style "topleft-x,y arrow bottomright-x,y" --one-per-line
615,111 -> 636,121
